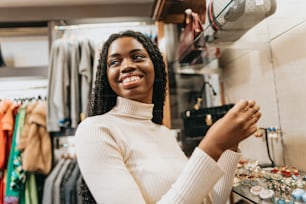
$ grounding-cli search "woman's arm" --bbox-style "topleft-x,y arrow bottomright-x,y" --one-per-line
210,150 -> 241,204
157,147 -> 224,204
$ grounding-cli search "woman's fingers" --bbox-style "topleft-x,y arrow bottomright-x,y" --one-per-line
245,103 -> 261,120
230,99 -> 249,113
245,115 -> 261,131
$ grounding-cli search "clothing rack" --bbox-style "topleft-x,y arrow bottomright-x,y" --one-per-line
54,21 -> 149,31
0,78 -> 48,100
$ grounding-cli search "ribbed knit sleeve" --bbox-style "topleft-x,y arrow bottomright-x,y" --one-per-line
158,147 -> 224,204
210,150 -> 241,204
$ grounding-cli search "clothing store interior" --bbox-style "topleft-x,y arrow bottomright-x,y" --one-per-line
1,0 -> 306,203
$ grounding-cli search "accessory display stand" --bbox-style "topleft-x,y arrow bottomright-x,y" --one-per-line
258,127 -> 282,168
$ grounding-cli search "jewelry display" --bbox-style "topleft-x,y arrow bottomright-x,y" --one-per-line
232,126 -> 305,203
234,158 -> 306,203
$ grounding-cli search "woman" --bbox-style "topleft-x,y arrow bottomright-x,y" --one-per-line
75,30 -> 261,204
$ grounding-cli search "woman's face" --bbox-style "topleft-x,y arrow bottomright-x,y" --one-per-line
107,37 -> 155,104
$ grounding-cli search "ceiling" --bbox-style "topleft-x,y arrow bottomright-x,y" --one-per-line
0,0 -> 205,25
0,0 -> 156,23
0,0 -> 154,7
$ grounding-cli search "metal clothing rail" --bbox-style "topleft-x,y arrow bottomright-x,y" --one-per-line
53,21 -> 150,31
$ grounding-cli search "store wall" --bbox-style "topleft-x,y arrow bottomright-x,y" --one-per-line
220,0 -> 306,171
1,35 -> 48,67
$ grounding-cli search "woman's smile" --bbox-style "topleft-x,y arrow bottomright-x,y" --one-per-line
120,74 -> 143,89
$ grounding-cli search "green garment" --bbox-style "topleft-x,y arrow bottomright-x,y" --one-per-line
25,173 -> 38,204
5,104 -> 26,202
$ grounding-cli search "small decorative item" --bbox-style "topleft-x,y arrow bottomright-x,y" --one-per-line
271,167 -> 279,174
292,188 -> 305,202
276,198 -> 286,204
250,185 -> 264,196
205,114 -> 213,126
302,192 -> 306,203
233,177 -> 241,187
259,189 -> 275,201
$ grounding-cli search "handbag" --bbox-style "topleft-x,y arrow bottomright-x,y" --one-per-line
181,104 -> 234,156
178,9 -> 207,64
181,103 -> 234,138
180,81 -> 234,156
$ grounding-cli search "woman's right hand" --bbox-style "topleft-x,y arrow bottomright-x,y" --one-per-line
198,100 -> 261,161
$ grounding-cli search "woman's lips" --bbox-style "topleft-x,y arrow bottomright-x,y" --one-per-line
121,75 -> 142,88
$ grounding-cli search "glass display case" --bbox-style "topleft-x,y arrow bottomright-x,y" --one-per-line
232,160 -> 306,204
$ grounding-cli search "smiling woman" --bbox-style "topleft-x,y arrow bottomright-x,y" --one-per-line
75,30 -> 261,204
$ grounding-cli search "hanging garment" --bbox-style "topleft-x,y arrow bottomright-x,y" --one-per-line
47,39 -> 70,132
53,159 -> 72,204
42,159 -> 66,204
18,101 -> 52,175
63,164 -> 80,204
79,39 -> 96,120
24,174 -> 38,204
60,160 -> 76,204
5,104 -> 26,203
0,100 -> 13,170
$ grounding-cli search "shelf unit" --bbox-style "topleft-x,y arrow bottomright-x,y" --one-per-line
0,66 -> 48,78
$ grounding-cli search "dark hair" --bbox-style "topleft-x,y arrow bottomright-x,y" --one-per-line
89,30 -> 167,124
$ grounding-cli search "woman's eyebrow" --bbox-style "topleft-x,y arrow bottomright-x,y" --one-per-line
108,49 -> 145,58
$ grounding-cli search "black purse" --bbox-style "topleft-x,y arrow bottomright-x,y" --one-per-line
181,103 -> 234,138
180,82 -> 234,156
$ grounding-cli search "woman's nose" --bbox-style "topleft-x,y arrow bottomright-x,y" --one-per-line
121,58 -> 135,72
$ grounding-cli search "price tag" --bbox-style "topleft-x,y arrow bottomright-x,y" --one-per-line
255,0 -> 264,5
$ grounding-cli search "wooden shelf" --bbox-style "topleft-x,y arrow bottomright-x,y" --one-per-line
174,59 -> 221,75
0,66 -> 48,78
152,0 -> 206,24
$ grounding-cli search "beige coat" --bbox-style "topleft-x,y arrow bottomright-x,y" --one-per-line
19,101 -> 52,175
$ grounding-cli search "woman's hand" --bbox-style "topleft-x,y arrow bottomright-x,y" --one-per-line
198,100 -> 261,161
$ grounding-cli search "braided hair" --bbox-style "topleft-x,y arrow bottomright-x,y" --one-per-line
81,30 -> 167,203
89,30 -> 167,124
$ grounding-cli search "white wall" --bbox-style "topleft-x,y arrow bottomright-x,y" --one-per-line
220,0 -> 306,170
0,35 -> 49,99
1,35 -> 48,67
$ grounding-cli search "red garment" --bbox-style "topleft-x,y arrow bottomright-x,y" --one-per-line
0,175 -> 4,204
0,100 -> 13,170
0,101 -> 18,171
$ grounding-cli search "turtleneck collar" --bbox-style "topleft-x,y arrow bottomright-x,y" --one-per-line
111,97 -> 154,120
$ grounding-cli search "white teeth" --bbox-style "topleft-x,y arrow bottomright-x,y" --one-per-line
122,76 -> 140,83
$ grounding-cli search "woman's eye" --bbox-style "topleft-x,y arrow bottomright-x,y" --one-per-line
109,60 -> 120,67
133,55 -> 144,61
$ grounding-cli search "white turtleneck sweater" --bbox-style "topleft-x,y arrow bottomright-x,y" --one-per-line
75,97 -> 241,204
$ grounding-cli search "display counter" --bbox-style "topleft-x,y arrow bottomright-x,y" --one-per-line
232,162 -> 306,204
